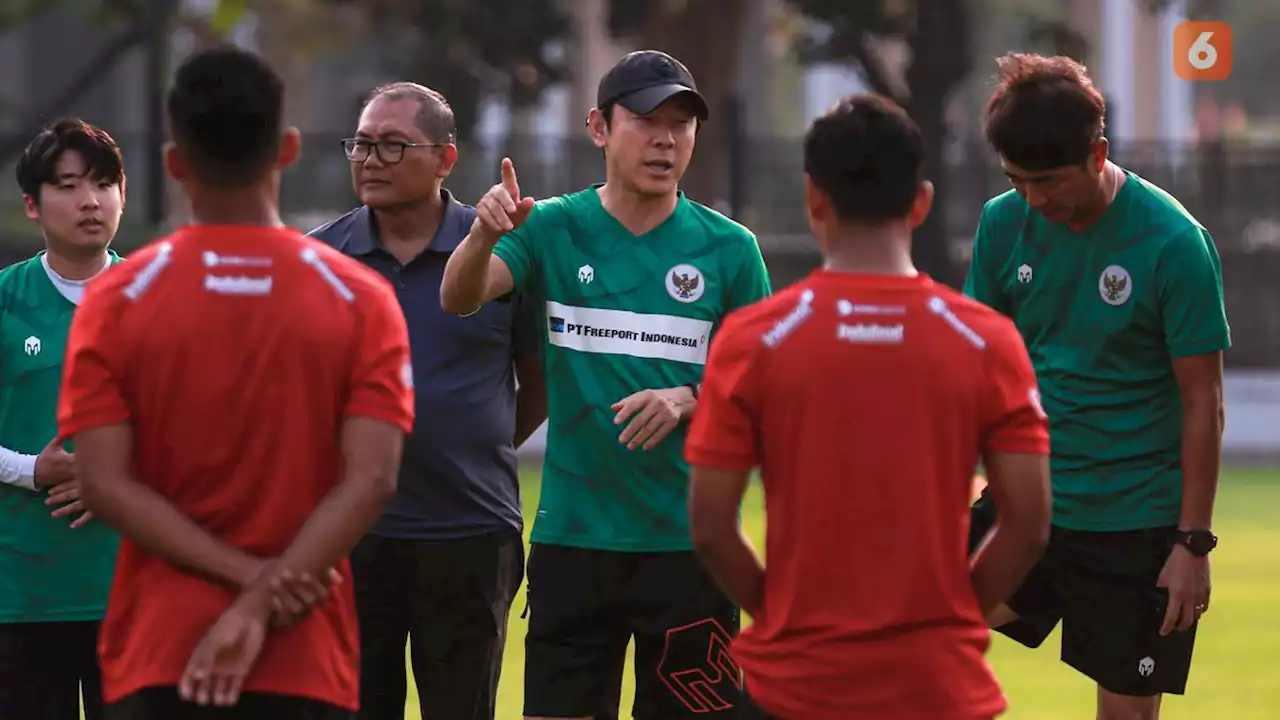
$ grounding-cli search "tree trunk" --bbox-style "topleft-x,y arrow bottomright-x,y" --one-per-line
634,0 -> 748,208
903,0 -> 973,288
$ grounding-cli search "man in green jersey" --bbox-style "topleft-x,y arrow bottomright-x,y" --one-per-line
442,51 -> 771,720
964,54 -> 1230,720
0,117 -> 126,720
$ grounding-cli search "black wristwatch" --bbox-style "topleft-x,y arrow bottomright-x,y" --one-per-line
684,382 -> 701,399
1174,528 -> 1218,557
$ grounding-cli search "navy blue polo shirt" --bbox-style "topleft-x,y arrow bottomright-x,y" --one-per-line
308,190 -> 536,539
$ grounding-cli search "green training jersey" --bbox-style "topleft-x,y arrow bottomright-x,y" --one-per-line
0,252 -> 122,623
964,171 -> 1231,531
493,186 -> 772,551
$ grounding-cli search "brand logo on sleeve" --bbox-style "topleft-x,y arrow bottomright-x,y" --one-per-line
666,264 -> 705,303
578,264 -> 595,284
1028,388 -> 1047,419
23,336 -> 40,356
1017,264 -> 1033,283
1099,265 -> 1132,306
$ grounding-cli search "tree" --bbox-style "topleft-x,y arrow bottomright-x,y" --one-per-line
786,0 -> 973,287
358,0 -> 571,144
606,0 -> 751,206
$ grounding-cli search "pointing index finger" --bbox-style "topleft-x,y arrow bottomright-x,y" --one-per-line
500,157 -> 519,199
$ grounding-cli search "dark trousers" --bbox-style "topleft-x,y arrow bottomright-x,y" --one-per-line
0,620 -> 104,720
350,531 -> 524,720
105,687 -> 352,720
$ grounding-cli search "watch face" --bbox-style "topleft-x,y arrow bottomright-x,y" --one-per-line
1186,531 -> 1216,555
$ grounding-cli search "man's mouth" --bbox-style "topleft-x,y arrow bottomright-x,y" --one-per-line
643,160 -> 674,174
78,218 -> 104,230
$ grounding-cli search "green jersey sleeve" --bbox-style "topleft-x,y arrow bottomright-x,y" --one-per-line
492,201 -> 553,295
1157,227 -> 1231,357
963,208 -> 1013,316
725,233 -> 772,312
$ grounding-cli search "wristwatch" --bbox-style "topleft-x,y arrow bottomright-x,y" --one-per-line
684,382 -> 701,399
1174,528 -> 1218,557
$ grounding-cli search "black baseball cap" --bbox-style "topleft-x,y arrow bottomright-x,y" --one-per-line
596,50 -> 709,121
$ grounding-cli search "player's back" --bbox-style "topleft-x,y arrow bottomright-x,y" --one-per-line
80,225 -> 402,709
117,227 -> 375,551
729,270 -> 1031,719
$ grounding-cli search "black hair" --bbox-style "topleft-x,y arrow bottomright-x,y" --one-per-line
983,53 -> 1107,171
803,93 -> 924,223
15,117 -> 124,203
166,44 -> 285,189
364,82 -> 456,143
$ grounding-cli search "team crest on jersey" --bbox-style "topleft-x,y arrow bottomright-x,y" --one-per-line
666,263 -> 704,303
578,265 -> 594,284
23,336 -> 39,356
1098,264 -> 1132,306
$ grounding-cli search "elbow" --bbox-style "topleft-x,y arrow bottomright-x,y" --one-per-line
371,468 -> 398,504
79,477 -> 106,515
439,282 -> 465,316
689,514 -> 728,558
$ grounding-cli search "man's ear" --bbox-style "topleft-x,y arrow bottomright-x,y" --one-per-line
909,181 -> 935,230
163,142 -> 186,182
586,107 -> 608,150
278,127 -> 302,170
22,194 -> 38,222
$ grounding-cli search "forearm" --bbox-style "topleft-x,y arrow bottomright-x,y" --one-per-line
0,446 -> 37,491
84,473 -> 261,588
970,518 -> 1048,616
263,473 -> 394,587
1179,399 -> 1223,529
441,231 -> 498,314
693,529 -> 765,616
513,384 -> 547,448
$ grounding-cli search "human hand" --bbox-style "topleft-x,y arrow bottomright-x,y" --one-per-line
472,157 -> 534,245
46,481 -> 93,528
34,436 -> 74,489
1157,543 -> 1211,635
611,386 -> 696,451
266,568 -> 344,628
179,588 -> 270,707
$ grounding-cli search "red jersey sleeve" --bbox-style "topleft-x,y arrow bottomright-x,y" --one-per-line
345,281 -> 415,434
58,281 -> 131,438
982,321 -> 1051,455
685,316 -> 761,471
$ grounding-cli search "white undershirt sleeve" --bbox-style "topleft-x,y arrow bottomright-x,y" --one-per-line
0,445 -> 38,491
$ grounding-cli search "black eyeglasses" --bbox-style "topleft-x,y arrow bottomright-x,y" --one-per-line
340,138 -> 449,164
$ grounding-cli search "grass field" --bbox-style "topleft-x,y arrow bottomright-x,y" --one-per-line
396,466 -> 1280,719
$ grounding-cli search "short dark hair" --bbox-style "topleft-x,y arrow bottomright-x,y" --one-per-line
166,44 -> 285,189
983,53 -> 1106,171
803,93 -> 924,223
365,82 -> 456,143
15,117 -> 124,203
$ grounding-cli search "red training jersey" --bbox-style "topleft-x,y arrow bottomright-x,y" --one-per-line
685,271 -> 1049,720
57,226 -> 415,710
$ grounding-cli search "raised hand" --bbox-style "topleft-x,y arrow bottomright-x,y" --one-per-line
473,157 -> 535,245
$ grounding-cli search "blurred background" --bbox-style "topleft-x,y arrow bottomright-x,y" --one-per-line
0,0 -> 1275,460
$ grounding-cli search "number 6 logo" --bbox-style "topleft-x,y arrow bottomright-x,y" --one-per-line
1174,21 -> 1233,81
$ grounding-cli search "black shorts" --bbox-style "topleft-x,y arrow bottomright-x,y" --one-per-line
523,544 -> 743,720
0,620 -> 103,720
104,686 -> 353,720
969,491 -> 1198,696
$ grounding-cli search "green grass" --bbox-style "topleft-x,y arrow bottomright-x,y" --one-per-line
397,467 -> 1280,719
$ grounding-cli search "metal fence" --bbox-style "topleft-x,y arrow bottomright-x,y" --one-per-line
0,133 -> 1275,366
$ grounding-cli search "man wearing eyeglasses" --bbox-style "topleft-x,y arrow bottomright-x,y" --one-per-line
308,82 -> 547,720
